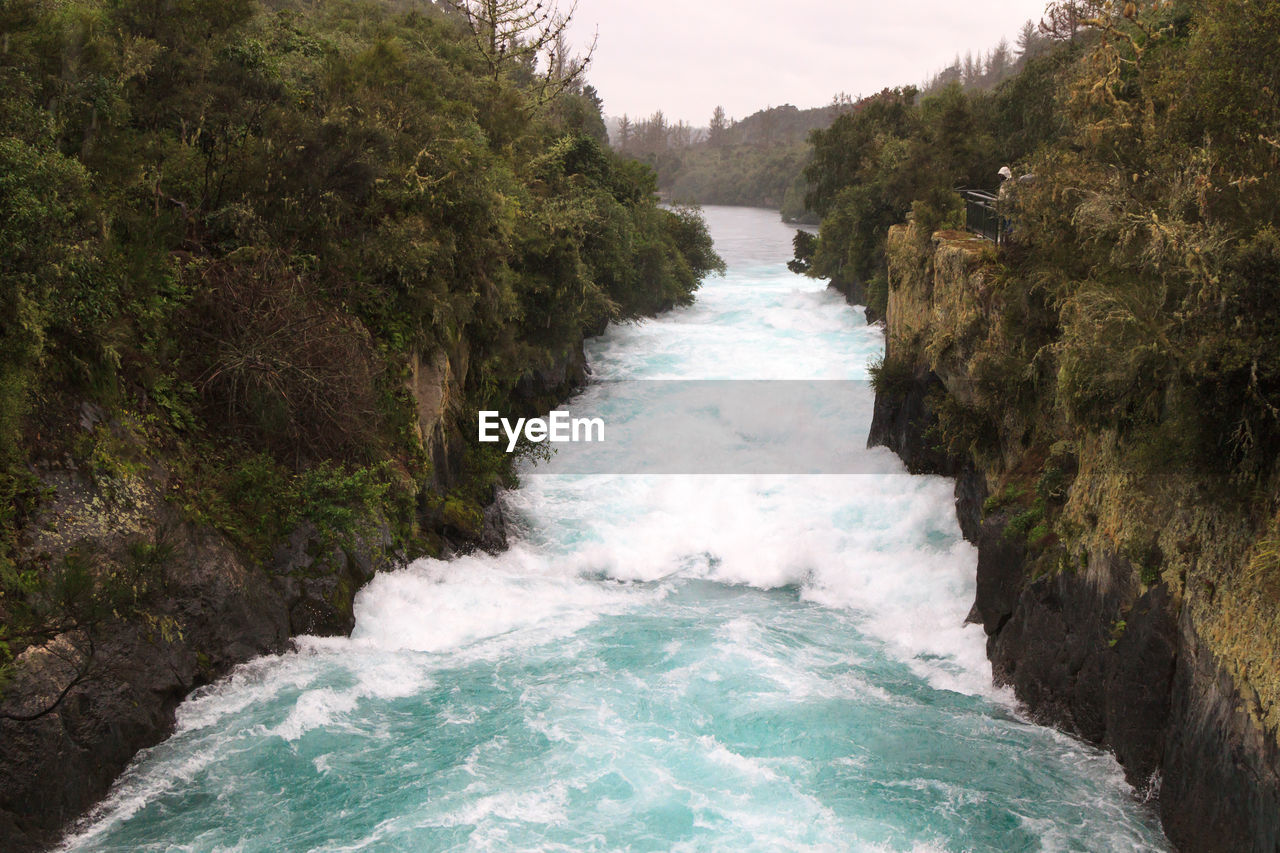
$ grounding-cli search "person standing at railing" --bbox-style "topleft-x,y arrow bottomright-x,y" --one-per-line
997,166 -> 1014,245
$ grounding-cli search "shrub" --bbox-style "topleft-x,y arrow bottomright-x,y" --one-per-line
181,254 -> 383,464
1004,497 -> 1046,544
926,388 -> 999,461
983,482 -> 1025,516
868,351 -> 917,398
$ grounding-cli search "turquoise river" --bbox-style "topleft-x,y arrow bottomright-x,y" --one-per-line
61,206 -> 1170,852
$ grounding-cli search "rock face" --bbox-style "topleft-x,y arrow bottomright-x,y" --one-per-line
273,521 -> 388,637
0,502 -> 364,852
869,223 -> 1280,852
867,367 -> 961,478
975,530 -> 1178,793
1161,625 -> 1280,852
0,326 -> 594,852
0,354 -> 425,851
408,341 -> 471,492
827,276 -> 880,324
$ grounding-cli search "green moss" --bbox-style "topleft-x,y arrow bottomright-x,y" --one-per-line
441,497 -> 484,537
1109,619 -> 1127,648
74,417 -> 149,487
1036,442 -> 1078,506
926,389 -> 999,462
327,575 -> 355,617
1122,534 -> 1164,588
1027,521 -> 1053,548
175,450 -> 406,564
1004,498 -> 1046,544
983,483 -> 1025,516
866,272 -> 889,319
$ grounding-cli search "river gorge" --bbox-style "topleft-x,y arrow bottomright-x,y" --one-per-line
48,207 -> 1170,852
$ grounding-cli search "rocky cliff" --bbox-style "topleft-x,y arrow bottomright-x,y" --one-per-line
0,334 -> 589,852
869,223 -> 1280,852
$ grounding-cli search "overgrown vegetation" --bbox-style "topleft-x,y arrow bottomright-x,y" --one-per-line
802,0 -> 1280,731
787,21 -> 1080,315
867,351 -> 917,399
803,0 -> 1280,488
958,0 -> 1277,495
0,0 -> 721,693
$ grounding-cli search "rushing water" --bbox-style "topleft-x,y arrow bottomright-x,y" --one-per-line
64,207 -> 1168,852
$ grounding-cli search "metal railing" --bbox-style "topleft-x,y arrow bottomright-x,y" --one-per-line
961,189 -> 1002,244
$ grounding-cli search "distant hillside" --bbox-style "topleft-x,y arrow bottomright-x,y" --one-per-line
606,102 -> 840,222
604,15 -> 1060,222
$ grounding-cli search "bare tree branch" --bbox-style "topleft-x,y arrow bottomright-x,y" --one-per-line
1,632 -> 95,722
442,0 -> 596,109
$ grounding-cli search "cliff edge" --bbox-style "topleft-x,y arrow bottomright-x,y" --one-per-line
869,223 -> 1280,852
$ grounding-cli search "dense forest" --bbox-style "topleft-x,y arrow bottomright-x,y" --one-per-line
799,0 -> 1280,483
0,0 -> 721,701
5,0 -> 1280,847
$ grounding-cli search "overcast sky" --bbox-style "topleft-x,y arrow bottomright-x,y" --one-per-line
564,0 -> 1052,125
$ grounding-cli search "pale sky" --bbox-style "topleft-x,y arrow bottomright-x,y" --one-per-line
564,0 -> 1052,124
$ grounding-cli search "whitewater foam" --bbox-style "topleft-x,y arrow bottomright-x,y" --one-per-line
61,205 -> 1167,853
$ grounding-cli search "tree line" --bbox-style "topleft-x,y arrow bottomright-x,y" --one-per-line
0,0 -> 722,696
611,19 -> 1063,221
921,19 -> 1056,94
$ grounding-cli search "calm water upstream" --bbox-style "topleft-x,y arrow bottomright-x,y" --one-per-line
62,206 -> 1169,852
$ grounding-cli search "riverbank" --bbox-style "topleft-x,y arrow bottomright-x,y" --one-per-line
0,4 -> 727,846
863,222 -> 1280,852
0,332 -> 592,852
